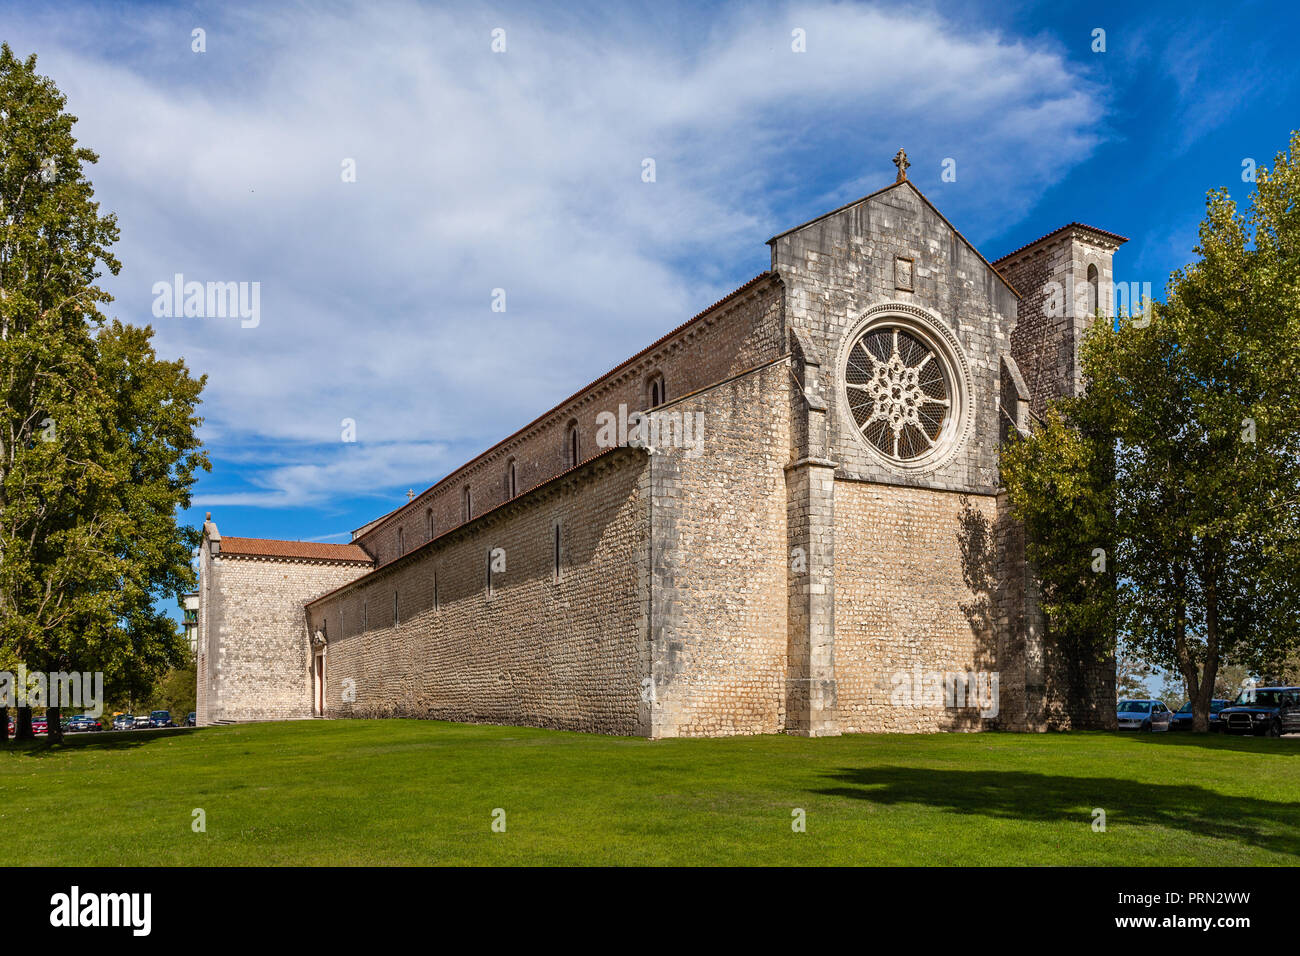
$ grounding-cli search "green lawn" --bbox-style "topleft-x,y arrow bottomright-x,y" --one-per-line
3,720 -> 1297,865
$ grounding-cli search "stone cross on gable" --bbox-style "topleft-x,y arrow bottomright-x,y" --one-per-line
406,489 -> 415,502
893,148 -> 910,183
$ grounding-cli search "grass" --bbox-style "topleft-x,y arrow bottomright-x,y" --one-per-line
2,720 -> 1298,865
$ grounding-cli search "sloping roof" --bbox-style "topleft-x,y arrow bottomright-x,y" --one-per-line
767,179 -> 1020,297
219,536 -> 373,564
351,271 -> 779,538
992,222 -> 1129,265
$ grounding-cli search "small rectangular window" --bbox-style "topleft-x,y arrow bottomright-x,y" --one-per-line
553,523 -> 562,582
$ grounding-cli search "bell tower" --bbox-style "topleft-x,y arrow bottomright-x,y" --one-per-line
994,223 -> 1127,415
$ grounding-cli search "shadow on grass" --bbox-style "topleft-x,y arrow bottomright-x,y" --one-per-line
3,727 -> 198,758
1105,730 -> 1300,755
815,765 -> 1300,858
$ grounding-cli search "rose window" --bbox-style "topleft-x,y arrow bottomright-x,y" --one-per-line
845,325 -> 952,461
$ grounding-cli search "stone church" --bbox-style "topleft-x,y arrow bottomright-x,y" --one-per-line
196,153 -> 1121,737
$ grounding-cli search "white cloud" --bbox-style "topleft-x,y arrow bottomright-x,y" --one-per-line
6,0 -> 1108,508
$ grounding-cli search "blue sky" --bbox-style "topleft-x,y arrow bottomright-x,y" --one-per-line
4,0 -> 1297,623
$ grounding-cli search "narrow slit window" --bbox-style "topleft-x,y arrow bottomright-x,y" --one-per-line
486,549 -> 494,597
553,523 -> 562,582
463,486 -> 473,522
393,590 -> 399,626
398,527 -> 405,555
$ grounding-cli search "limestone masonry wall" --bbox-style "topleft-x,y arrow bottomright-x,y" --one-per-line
199,556 -> 369,724
833,481 -> 999,732
648,360 -> 791,737
307,447 -> 651,735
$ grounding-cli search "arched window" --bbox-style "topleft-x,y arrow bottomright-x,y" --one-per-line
463,486 -> 473,522
565,420 -> 580,468
646,372 -> 666,408
506,458 -> 518,498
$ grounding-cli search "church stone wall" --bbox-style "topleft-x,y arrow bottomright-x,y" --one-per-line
771,183 -> 1019,495
647,360 -> 791,737
307,447 -> 651,736
832,481 -> 1000,732
353,277 -> 784,567
197,556 -> 369,725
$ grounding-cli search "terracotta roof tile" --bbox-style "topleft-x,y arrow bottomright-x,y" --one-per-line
219,537 -> 373,563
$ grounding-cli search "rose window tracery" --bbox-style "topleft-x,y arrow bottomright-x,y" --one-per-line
845,324 -> 952,461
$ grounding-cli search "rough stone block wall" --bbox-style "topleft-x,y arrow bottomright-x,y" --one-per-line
200,557 -> 369,724
308,448 -> 651,736
992,490 -> 1035,730
833,481 -> 1000,732
648,360 -> 791,737
354,278 -> 784,566
771,183 -> 1019,495
997,230 -> 1119,419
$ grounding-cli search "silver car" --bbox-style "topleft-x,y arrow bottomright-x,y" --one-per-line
1117,699 -> 1173,732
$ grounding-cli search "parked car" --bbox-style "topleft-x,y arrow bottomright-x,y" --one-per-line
149,710 -> 176,728
1219,686 -> 1300,737
66,714 -> 102,732
1171,698 -> 1231,731
183,712 -> 197,727
1117,699 -> 1173,732
111,714 -> 136,731
133,715 -> 151,729
30,715 -> 48,735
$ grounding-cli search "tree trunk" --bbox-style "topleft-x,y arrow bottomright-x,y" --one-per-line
1193,561 -> 1222,733
47,705 -> 62,743
0,705 -> 8,743
14,704 -> 34,741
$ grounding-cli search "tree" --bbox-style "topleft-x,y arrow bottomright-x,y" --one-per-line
0,45 -> 209,742
154,648 -> 197,718
1116,645 -> 1156,699
1003,131 -> 1300,733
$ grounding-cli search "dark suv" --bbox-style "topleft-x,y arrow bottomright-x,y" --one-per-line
1218,686 -> 1300,737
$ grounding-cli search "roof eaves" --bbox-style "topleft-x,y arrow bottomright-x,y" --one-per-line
352,272 -> 778,539
992,222 -> 1130,265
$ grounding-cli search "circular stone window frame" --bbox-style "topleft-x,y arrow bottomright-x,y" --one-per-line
835,303 -> 973,474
